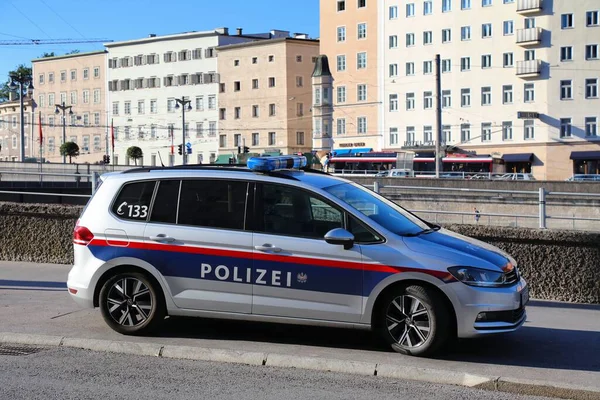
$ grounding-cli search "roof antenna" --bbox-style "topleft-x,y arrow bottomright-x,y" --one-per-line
157,151 -> 165,167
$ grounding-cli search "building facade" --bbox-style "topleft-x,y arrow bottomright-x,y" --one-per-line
217,34 -> 319,160
320,0 -> 600,180
32,51 -> 108,163
105,28 -> 273,166
0,96 -> 35,162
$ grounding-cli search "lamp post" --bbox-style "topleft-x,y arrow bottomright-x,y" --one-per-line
175,97 -> 192,165
8,72 -> 34,162
55,102 -> 74,164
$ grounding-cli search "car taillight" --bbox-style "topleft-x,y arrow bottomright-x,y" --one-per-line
73,226 -> 94,246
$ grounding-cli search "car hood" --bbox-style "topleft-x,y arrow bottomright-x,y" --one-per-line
402,228 -> 513,271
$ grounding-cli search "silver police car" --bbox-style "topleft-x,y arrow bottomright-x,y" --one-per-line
67,156 -> 528,357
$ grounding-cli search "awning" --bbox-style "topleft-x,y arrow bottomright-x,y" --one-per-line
213,154 -> 232,164
570,151 -> 600,161
350,147 -> 372,154
332,149 -> 352,156
503,153 -> 534,163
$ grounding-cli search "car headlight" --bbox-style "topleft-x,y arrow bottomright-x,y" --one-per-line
447,266 -> 508,288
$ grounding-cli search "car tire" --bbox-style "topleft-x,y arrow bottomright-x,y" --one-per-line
99,271 -> 166,335
375,284 -> 451,357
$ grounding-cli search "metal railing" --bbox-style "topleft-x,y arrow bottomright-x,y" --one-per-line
516,59 -> 542,76
0,170 -> 99,199
517,27 -> 542,43
517,0 -> 542,12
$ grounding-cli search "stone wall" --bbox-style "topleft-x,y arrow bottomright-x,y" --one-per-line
0,202 -> 597,304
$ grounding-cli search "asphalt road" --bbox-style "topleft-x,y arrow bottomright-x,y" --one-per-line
0,346 -> 555,400
1,261 -> 599,391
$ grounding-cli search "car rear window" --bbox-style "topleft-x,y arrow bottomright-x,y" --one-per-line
112,180 -> 156,221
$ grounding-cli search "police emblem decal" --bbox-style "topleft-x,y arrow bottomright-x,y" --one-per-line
297,272 -> 308,283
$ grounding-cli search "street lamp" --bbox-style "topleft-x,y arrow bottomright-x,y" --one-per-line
175,97 -> 192,165
8,72 -> 34,162
55,102 -> 74,164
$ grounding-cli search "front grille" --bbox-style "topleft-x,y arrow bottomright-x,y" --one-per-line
504,267 -> 519,285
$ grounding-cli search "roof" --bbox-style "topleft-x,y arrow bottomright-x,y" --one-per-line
105,29 -> 269,48
312,55 -> 332,77
32,50 -> 107,63
216,37 -> 319,51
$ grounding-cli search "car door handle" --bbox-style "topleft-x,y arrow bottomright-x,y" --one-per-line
150,234 -> 176,243
254,244 -> 282,253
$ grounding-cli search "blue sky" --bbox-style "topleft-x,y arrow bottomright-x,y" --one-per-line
0,0 -> 320,81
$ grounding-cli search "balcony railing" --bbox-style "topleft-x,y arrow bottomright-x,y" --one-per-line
516,60 -> 542,77
517,0 -> 542,13
517,27 -> 542,44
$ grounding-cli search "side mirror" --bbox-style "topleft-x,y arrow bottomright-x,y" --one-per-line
324,228 -> 355,250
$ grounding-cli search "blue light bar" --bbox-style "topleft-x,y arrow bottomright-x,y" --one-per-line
247,155 -> 307,172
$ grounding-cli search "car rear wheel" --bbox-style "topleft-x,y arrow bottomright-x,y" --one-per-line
375,285 -> 451,357
99,271 -> 165,335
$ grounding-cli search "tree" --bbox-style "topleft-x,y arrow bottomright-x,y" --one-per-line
41,52 -> 55,58
0,64 -> 32,103
66,50 -> 80,55
127,146 -> 143,165
60,142 -> 80,163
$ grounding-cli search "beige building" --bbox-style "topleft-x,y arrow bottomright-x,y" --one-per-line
32,51 -> 108,163
216,35 -> 319,160
0,96 -> 35,161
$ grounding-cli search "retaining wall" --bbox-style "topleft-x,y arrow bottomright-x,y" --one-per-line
0,202 -> 597,304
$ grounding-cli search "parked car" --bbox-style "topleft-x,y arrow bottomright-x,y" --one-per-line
375,169 -> 413,178
566,174 -> 600,182
496,173 -> 535,181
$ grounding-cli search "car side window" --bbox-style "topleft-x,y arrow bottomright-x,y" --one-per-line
261,184 -> 343,239
177,179 -> 248,230
347,215 -> 382,244
111,180 -> 156,221
150,180 -> 181,224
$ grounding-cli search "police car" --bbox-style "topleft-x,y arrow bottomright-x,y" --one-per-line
67,155 -> 528,357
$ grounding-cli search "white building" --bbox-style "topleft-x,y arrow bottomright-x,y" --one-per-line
105,28 -> 270,166
381,0 -> 600,180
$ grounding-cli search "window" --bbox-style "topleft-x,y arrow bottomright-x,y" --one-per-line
503,85 -> 513,104
482,23 -> 492,38
358,0 -> 366,7
269,103 -> 276,116
502,121 -> 513,140
587,11 -> 599,27
389,35 -> 398,48
406,33 -> 415,46
268,55 -> 274,62
93,89 -> 100,104
296,131 -> 305,146
233,134 -> 241,147
252,132 -> 259,146
443,0 -> 452,12
296,55 -> 303,63
357,52 -> 367,69
151,99 -> 158,113
503,52 -> 514,67
70,91 -> 77,105
38,74 -> 44,85
442,29 -> 451,43
586,78 -> 598,98
442,90 -> 451,108
124,101 -> 131,115
337,86 -> 347,103
461,124 -> 471,142
504,20 -> 514,35
525,49 -> 536,61
208,95 -> 216,110
260,184 -> 342,239
461,0 -> 471,9
482,0 -> 492,6
482,54 -> 492,68
315,88 -> 321,106
38,95 -> 45,108
423,31 -> 433,44
405,62 -> 414,75
424,126 -> 433,142
297,102 -> 304,116
481,123 -> 491,142
48,93 -> 55,105
525,17 -> 535,28
406,93 -> 415,110
389,63 -> 398,77
177,180 -> 248,230
337,55 -> 346,71
561,46 -> 573,61
442,125 -> 452,143
112,181 -> 155,221
60,71 -> 66,82
337,0 -> 345,11
406,127 -> 415,143
268,132 -> 276,145
269,77 -> 276,87
423,60 -> 433,74
234,107 -> 241,119
93,113 -> 100,127
48,73 -> 54,83
60,92 -> 66,104
358,23 -> 367,39
586,44 -> 599,60
406,3 -> 415,16
390,128 -> 398,145
561,13 -> 574,29
70,70 -> 77,81
389,94 -> 399,111
461,88 -> 471,107
560,118 -> 572,138
524,120 -> 535,140
461,57 -> 471,71
357,84 -> 367,101
195,96 -> 204,111
461,26 -> 471,40
112,102 -> 119,115
136,100 -> 144,115
94,67 -> 100,78
337,26 -> 346,42
83,68 -> 89,80
482,86 -> 492,105
358,117 -> 367,133
586,117 -> 598,137
389,5 -> 398,19
442,59 -> 451,73
337,118 -> 346,135
524,83 -> 535,102
424,91 -> 433,109
195,122 -> 203,137
295,76 -> 303,87
560,80 -> 573,100
424,0 -> 433,14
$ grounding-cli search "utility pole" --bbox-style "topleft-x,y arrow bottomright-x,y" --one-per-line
175,97 -> 192,165
435,54 -> 442,179
55,102 -> 73,164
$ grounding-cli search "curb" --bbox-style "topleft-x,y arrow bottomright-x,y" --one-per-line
1,332 -> 598,400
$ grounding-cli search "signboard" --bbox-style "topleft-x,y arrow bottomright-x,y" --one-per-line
517,112 -> 540,119
338,142 -> 367,148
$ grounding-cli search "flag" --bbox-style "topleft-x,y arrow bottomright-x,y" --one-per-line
38,112 -> 43,143
110,119 -> 115,152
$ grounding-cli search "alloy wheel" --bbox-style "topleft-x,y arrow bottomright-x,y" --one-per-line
386,295 -> 431,348
106,277 -> 153,327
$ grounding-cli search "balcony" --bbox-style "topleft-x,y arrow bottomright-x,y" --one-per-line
517,0 -> 542,14
517,28 -> 542,45
516,60 -> 542,77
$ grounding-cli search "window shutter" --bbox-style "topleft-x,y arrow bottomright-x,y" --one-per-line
187,50 -> 192,60
142,55 -> 147,65
214,73 -> 221,83
163,53 -> 168,62
163,76 -> 168,86
190,74 -> 196,85
155,77 -> 160,88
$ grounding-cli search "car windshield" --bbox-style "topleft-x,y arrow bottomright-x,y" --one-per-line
323,182 -> 431,236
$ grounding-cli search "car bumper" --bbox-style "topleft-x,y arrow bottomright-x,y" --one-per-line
446,277 -> 529,338
66,246 -> 105,309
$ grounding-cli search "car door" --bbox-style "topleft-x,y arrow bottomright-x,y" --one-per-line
144,178 -> 253,313
251,182 -> 363,323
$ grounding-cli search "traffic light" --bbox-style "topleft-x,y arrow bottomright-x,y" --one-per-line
102,155 -> 110,164
237,146 -> 241,154
177,144 -> 183,155
243,146 -> 250,154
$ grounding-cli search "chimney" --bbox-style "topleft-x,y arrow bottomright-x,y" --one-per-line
215,27 -> 229,35
236,28 -> 243,35
148,33 -> 156,38
294,33 -> 309,39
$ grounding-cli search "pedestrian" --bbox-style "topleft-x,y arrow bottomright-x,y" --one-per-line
323,153 -> 330,172
474,207 -> 481,224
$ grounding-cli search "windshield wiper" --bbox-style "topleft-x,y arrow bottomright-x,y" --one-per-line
400,225 -> 441,237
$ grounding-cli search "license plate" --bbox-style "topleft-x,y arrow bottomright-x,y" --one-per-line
520,286 -> 530,307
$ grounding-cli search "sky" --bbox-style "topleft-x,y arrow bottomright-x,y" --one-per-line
0,0 -> 320,81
